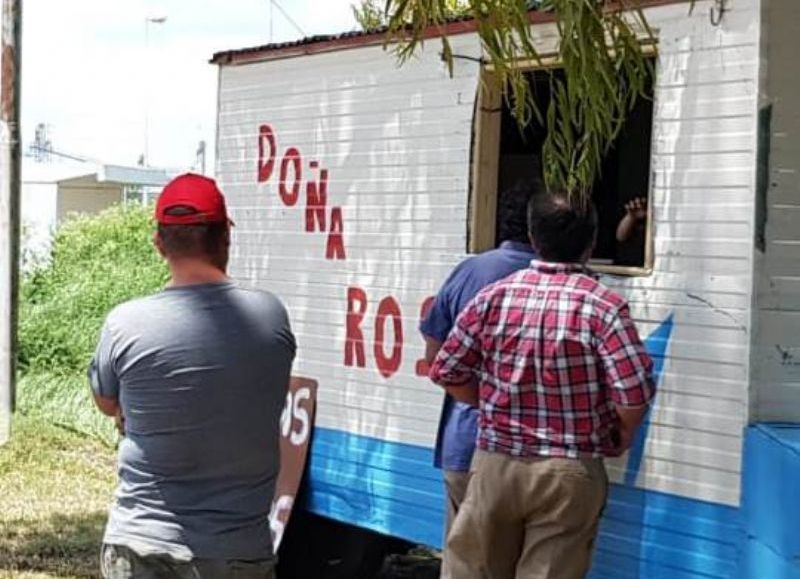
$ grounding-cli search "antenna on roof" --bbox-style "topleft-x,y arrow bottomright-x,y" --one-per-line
269,0 -> 307,38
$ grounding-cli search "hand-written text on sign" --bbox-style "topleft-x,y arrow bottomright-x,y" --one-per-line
269,376 -> 318,553
343,286 -> 435,381
257,124 -> 346,260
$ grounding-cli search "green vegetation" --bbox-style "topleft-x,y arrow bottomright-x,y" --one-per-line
19,204 -> 169,376
379,0 -> 664,200
352,0 -> 387,29
351,0 -> 468,29
16,373 -> 117,446
1,205 -> 168,577
16,204 -> 169,445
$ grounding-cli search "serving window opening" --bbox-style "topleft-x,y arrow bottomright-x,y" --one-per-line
469,65 -> 656,275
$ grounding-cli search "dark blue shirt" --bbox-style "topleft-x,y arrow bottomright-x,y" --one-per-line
420,241 -> 537,471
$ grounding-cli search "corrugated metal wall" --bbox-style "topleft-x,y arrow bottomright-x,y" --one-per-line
217,39 -> 480,548
217,37 -> 478,449
751,0 -> 800,422
216,0 -> 761,574
603,0 -> 760,507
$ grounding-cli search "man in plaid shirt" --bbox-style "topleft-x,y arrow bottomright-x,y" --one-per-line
429,193 -> 655,579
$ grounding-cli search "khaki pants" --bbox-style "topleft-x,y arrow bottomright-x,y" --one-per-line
441,470 -> 471,579
446,450 -> 608,579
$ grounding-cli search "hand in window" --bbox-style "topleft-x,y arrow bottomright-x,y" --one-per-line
616,197 -> 648,243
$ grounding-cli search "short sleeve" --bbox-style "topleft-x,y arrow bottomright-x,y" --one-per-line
597,304 -> 655,407
278,303 -> 297,359
419,290 -> 455,343
429,291 -> 489,386
88,320 -> 120,399
420,263 -> 468,342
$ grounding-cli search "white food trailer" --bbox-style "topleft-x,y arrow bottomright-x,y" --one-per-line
212,1 -> 800,576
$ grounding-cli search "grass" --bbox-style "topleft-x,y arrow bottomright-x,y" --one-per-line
1,206 -> 167,578
0,413 -> 116,579
15,375 -> 117,449
0,206 -> 169,578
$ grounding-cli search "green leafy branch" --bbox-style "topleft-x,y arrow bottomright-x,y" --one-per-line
381,0 -> 660,202
352,0 -> 469,31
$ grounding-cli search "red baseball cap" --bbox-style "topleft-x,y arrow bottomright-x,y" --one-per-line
155,173 -> 233,225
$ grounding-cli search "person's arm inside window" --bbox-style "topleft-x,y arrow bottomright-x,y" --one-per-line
616,197 -> 648,244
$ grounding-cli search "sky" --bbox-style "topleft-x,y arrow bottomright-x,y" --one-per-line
21,0 -> 358,172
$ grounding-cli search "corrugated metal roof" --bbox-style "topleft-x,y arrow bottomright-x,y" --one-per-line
235,28 -> 387,52
211,30 -> 382,64
210,14 -> 480,65
210,0 -> 690,66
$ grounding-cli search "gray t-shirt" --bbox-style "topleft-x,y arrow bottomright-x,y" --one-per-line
89,282 -> 295,562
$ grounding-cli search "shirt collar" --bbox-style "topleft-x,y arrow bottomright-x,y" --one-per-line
499,240 -> 537,254
529,259 -> 593,276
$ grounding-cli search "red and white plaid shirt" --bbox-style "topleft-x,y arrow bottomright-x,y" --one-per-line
429,260 -> 654,459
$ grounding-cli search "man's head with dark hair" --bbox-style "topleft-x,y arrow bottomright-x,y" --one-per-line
527,192 -> 598,263
156,220 -> 230,270
154,174 -> 232,273
496,181 -> 538,245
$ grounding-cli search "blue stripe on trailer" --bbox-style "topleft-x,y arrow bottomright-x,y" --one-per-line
304,429 -> 743,578
591,485 -> 742,579
302,315 -> 745,577
742,424 -> 800,578
624,314 -> 674,486
306,427 -> 444,547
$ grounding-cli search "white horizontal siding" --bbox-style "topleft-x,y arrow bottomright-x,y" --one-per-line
751,0 -> 800,421
216,0 -> 760,509
217,35 -> 481,480
608,0 -> 760,505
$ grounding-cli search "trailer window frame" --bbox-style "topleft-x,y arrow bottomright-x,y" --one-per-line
468,59 -> 657,277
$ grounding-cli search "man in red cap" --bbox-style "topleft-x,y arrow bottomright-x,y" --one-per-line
90,174 -> 295,579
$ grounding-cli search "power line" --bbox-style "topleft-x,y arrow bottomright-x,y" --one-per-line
28,145 -> 95,164
269,0 -> 307,38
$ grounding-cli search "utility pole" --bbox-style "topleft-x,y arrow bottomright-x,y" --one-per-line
143,14 -> 167,167
0,0 -> 21,445
196,140 -> 206,175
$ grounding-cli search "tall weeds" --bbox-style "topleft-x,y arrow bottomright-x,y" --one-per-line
17,205 -> 168,444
